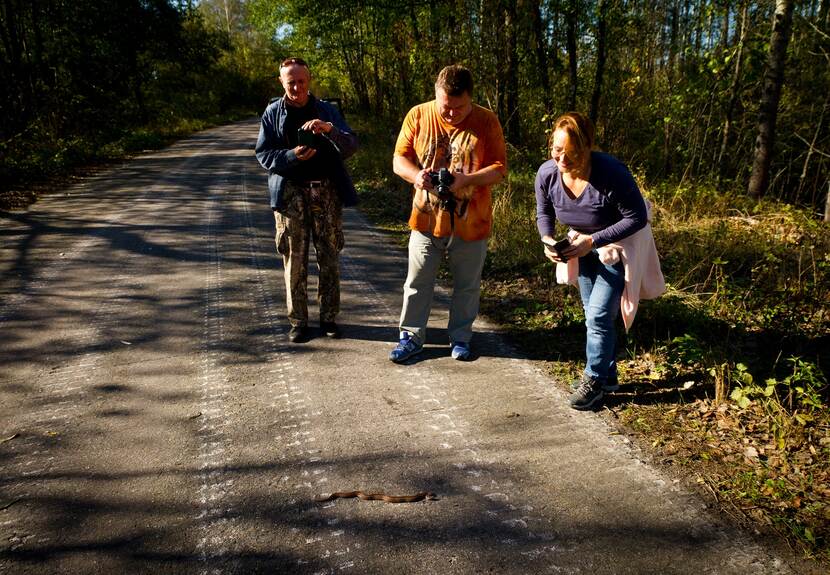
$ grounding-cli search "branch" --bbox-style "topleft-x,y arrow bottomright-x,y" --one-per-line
794,133 -> 830,159
800,15 -> 830,43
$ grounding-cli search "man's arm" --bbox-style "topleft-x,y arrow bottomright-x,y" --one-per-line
393,154 -> 424,185
449,165 -> 504,192
255,108 -> 299,173
451,111 -> 507,196
316,102 -> 359,159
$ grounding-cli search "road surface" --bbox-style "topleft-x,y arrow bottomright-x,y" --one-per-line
0,120 -> 794,574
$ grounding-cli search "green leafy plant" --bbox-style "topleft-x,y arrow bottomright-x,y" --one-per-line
780,357 -> 827,416
666,333 -> 707,367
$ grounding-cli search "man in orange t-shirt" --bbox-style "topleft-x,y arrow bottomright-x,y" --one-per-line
389,64 -> 507,363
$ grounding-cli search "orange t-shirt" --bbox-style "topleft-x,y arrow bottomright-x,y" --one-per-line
394,101 -> 507,241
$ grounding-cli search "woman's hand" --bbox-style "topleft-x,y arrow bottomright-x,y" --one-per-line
560,232 -> 593,260
542,236 -> 565,263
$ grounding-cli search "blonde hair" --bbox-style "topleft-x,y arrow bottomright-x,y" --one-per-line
435,65 -> 473,97
549,111 -> 595,159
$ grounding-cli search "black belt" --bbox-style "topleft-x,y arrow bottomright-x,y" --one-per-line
300,180 -> 324,188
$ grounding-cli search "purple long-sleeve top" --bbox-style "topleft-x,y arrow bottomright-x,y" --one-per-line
535,152 -> 647,248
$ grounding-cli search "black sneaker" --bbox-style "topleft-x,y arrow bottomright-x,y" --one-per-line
569,376 -> 605,411
570,374 -> 619,393
288,325 -> 309,343
320,321 -> 340,338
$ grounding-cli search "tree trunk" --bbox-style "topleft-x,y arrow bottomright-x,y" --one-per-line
717,0 -> 748,183
590,0 -> 608,124
566,0 -> 578,110
720,0 -> 731,48
504,0 -> 520,143
748,0 -> 795,198
825,181 -> 830,223
667,0 -> 679,84
530,0 -> 551,109
663,0 -> 680,176
797,98 -> 827,202
338,32 -> 371,112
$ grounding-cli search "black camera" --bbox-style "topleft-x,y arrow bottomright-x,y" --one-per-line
297,128 -> 316,148
543,237 -> 572,261
427,168 -> 455,208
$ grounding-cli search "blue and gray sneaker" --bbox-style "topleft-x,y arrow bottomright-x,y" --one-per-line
450,341 -> 472,361
389,332 -> 423,363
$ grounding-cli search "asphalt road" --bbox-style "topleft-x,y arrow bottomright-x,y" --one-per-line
0,119 -> 797,574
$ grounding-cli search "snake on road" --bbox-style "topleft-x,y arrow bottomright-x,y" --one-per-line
313,490 -> 437,503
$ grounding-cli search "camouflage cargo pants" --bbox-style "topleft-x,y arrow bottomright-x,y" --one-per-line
274,180 -> 344,327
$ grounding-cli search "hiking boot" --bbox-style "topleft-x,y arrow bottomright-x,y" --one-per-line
570,374 -> 619,393
450,341 -> 472,361
320,321 -> 341,338
389,332 -> 423,363
569,375 -> 605,411
288,325 -> 309,343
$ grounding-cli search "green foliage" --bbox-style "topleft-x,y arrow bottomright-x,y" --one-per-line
728,357 -> 826,455
779,357 -> 827,415
0,4 -> 276,201
345,116 -> 411,233
665,333 -> 707,368
6,0 -> 829,210
487,170 -> 544,275
729,363 -> 765,409
647,183 -> 830,337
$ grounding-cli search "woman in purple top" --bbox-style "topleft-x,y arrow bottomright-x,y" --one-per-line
535,112 -> 647,411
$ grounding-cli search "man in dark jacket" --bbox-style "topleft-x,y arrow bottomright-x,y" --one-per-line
255,57 -> 359,343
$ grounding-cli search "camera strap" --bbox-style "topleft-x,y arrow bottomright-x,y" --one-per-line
426,191 -> 468,250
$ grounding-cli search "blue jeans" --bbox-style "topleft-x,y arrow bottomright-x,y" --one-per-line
578,250 -> 624,383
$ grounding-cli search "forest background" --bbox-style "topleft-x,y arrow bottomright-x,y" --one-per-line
1,0 -> 828,567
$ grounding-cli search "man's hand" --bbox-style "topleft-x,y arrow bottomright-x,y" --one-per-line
301,119 -> 333,135
415,168 -> 435,191
448,171 -> 476,199
293,145 -> 317,161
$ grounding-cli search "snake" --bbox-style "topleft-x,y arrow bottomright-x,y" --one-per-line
314,490 -> 437,503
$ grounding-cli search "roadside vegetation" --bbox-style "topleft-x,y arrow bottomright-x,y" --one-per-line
0,2 -> 273,211
349,115 -> 830,566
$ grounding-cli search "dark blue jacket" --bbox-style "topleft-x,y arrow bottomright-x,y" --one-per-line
255,95 -> 359,211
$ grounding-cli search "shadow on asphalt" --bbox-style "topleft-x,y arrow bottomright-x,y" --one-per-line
0,444 -> 729,574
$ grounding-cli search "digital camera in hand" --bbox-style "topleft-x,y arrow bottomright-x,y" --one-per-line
427,167 -> 456,213
297,128 -> 316,148
543,237 -> 571,261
